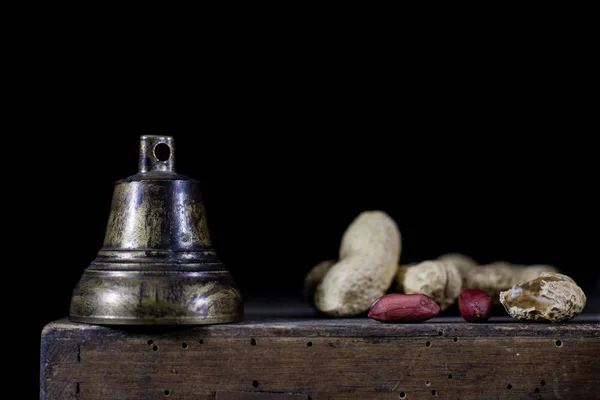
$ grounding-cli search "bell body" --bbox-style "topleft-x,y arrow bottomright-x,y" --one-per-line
69,136 -> 243,325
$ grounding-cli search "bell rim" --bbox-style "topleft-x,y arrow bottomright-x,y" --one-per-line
69,269 -> 244,326
68,313 -> 244,326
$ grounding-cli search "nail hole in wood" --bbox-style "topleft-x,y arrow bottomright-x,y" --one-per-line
555,339 -> 562,347
448,374 -> 452,379
182,342 -> 188,349
535,388 -> 540,393
431,389 -> 437,396
437,328 -> 444,336
164,389 -> 170,396
541,380 -> 546,386
425,341 -> 431,347
425,381 -> 431,386
453,337 -> 459,342
252,380 -> 259,388
251,338 -> 257,346
399,392 -> 406,399
307,341 -> 313,347
507,384 -> 512,390
147,340 -> 153,345
152,345 -> 159,351
199,339 -> 204,344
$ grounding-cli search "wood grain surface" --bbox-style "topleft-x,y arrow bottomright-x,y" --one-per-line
41,312 -> 599,400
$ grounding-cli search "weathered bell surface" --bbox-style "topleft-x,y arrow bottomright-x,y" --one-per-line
69,135 -> 244,325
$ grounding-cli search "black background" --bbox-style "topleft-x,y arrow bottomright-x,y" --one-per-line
20,50 -> 598,397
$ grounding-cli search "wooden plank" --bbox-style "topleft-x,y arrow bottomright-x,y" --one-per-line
41,315 -> 600,400
216,392 -> 308,399
42,315 -> 600,338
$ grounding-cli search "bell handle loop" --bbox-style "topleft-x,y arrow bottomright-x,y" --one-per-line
139,135 -> 175,173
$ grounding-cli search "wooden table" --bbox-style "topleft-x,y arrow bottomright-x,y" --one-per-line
40,300 -> 600,399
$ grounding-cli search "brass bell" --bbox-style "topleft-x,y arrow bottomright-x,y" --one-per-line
69,135 -> 244,325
